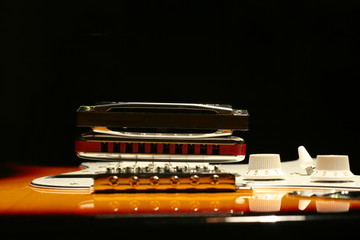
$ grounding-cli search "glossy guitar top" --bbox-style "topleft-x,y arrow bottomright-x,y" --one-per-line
2,156 -> 360,240
1,160 -> 360,217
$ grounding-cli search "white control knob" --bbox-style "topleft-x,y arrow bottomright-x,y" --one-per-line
248,193 -> 285,212
316,201 -> 350,213
244,154 -> 285,180
310,155 -> 354,181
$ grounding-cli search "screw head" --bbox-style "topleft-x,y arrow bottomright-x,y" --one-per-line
210,174 -> 220,185
129,176 -> 140,187
190,175 -> 200,185
170,175 -> 180,186
108,176 -> 119,186
150,176 -> 160,186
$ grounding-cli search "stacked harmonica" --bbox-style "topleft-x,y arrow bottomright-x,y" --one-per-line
75,102 -> 249,192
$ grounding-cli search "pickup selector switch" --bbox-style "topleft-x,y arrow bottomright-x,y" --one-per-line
244,154 -> 285,180
310,155 -> 354,181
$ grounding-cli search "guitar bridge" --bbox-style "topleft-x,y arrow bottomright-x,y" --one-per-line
93,162 -> 236,192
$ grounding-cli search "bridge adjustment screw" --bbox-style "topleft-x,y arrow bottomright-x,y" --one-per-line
190,175 -> 200,185
150,176 -> 160,186
108,176 -> 119,186
129,176 -> 140,187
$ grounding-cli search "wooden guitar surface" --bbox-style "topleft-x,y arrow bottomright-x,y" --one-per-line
2,163 -> 360,217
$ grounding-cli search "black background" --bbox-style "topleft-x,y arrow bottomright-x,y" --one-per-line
2,0 -> 360,173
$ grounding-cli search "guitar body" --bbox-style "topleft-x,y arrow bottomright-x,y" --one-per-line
1,161 -> 360,239
2,162 -> 360,214
0,164 -> 304,215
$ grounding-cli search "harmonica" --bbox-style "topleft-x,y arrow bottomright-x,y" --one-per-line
75,132 -> 246,162
75,102 -> 248,163
77,102 -> 249,139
